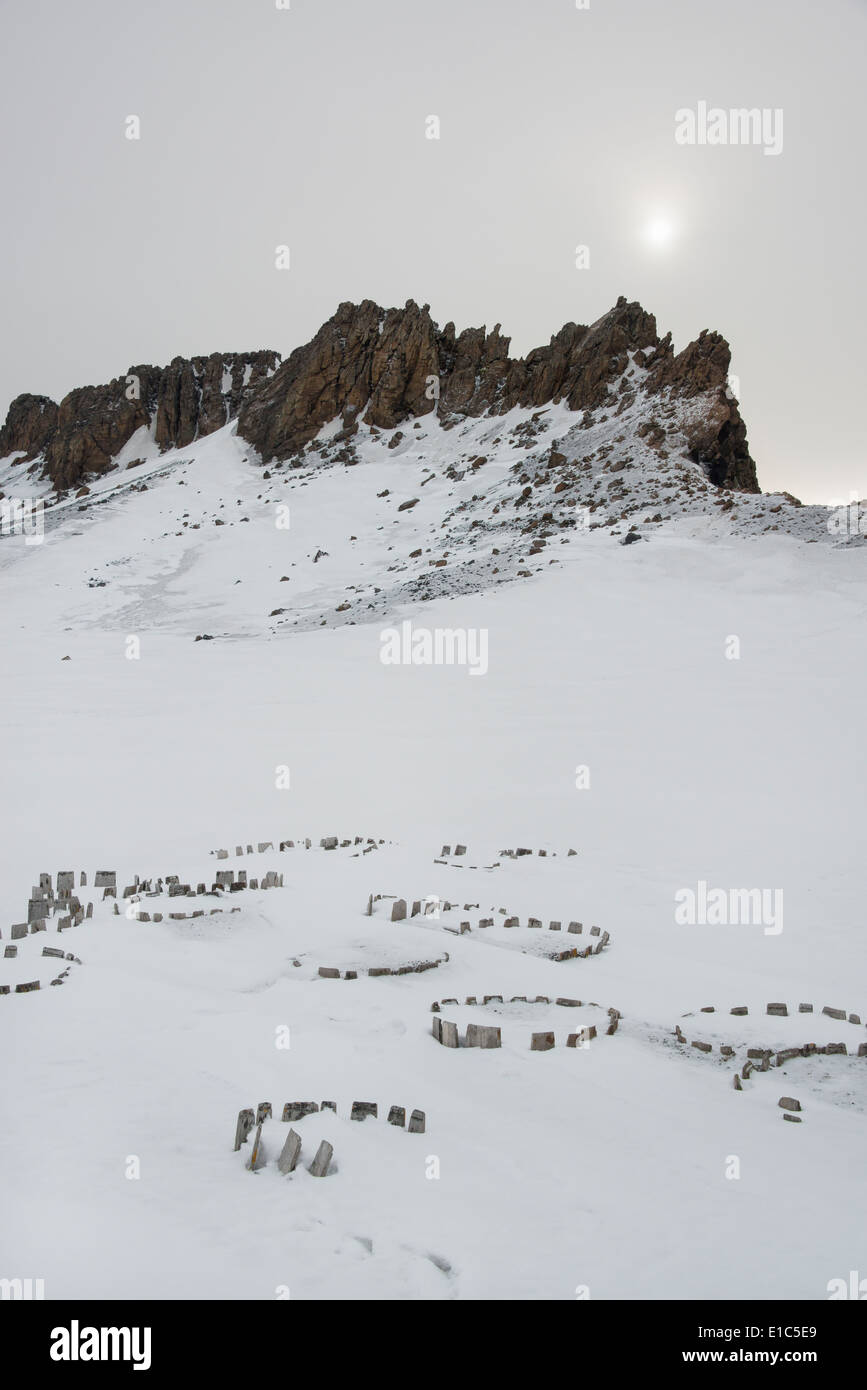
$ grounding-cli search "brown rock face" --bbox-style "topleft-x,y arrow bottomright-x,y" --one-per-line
505,298 -> 660,414
237,301 -> 441,460
0,351 -> 280,492
0,297 -> 760,494
238,296 -> 759,492
153,352 -> 280,452
44,375 -> 154,491
644,327 -> 757,492
0,394 -> 58,461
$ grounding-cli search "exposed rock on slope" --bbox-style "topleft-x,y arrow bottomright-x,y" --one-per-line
237,297 -> 758,492
0,394 -> 58,462
152,353 -> 280,453
0,298 -> 759,494
0,352 -> 280,491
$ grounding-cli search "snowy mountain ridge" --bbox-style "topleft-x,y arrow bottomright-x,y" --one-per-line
5,293 -> 857,641
1,294 -> 758,495
0,382 -> 853,642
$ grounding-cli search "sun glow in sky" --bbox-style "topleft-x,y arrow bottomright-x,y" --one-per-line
643,216 -> 677,248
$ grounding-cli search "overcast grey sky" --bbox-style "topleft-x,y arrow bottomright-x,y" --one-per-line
2,0 -> 864,501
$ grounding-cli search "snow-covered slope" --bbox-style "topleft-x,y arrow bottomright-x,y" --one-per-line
1,403 -> 865,1301
0,394 -> 854,643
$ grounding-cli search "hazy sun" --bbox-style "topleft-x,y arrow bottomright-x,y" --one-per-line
644,217 -> 676,248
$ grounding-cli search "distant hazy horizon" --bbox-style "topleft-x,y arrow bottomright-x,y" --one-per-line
2,0 -> 864,503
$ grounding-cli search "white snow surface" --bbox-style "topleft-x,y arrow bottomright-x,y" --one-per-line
0,408 -> 865,1300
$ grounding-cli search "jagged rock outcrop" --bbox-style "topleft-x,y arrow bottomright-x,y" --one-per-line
643,329 -> 756,491
238,297 -> 759,492
0,394 -> 58,462
42,374 -> 155,491
235,301 -> 441,459
152,352 -> 280,452
0,298 -> 759,493
0,351 -> 280,492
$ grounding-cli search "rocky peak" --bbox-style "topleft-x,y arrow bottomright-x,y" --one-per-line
0,350 -> 280,492
0,297 -> 759,494
237,295 -> 757,492
0,393 -> 59,462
